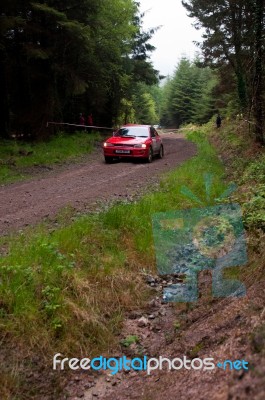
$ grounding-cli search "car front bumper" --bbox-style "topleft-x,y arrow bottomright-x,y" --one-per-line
103,147 -> 149,158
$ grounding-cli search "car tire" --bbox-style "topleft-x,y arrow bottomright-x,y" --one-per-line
105,156 -> 113,163
147,147 -> 153,163
158,145 -> 164,159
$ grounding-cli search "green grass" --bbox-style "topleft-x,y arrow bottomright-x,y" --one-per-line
209,120 -> 265,231
102,128 -> 226,248
0,128 -> 225,347
0,128 -> 226,397
0,131 -> 100,184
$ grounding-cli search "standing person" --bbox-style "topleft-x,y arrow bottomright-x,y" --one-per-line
88,113 -> 93,126
79,113 -> 85,125
216,113 -> 222,128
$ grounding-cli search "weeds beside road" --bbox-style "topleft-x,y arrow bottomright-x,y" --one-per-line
1,122 -> 264,399
0,129 -> 224,398
0,131 -> 100,184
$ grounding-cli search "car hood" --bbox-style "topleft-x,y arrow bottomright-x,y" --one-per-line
107,137 -> 148,145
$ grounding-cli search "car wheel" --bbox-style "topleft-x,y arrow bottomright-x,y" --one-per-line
105,156 -> 113,163
158,145 -> 164,159
147,147 -> 153,163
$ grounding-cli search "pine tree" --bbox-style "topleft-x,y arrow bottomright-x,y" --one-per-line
0,0 -> 159,137
182,0 -> 265,143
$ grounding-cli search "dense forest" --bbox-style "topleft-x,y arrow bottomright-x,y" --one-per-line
0,0 -> 160,138
159,0 -> 265,144
1,0 -> 264,144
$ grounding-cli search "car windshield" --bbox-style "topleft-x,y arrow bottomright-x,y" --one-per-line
114,127 -> 149,138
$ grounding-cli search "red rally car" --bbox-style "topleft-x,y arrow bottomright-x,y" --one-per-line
103,124 -> 164,163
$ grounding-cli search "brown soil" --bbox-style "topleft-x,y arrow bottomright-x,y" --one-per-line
65,269 -> 265,400
0,133 -> 196,236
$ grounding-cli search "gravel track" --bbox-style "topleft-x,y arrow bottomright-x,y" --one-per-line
0,133 -> 197,235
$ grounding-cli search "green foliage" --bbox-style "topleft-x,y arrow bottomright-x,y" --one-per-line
132,84 -> 159,125
102,129 -> 226,257
0,131 -> 100,184
116,98 -> 136,125
0,125 -> 226,395
1,119 -> 263,396
170,58 -> 198,126
173,320 -> 181,330
160,77 -> 173,127
189,342 -> 204,357
116,82 -> 161,125
209,119 -> 265,231
32,3 -> 67,21
120,335 -> 139,347
243,155 -> 265,183
160,58 -> 218,127
241,155 -> 265,230
182,0 -> 265,143
0,0 -> 158,137
191,67 -> 219,123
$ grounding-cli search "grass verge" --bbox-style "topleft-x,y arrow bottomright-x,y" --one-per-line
0,128 -> 244,398
0,129 -> 229,398
208,119 -> 265,288
0,131 -> 101,184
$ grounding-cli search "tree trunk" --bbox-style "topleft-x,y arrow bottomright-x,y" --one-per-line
253,0 -> 264,144
229,0 -> 248,112
0,50 -> 10,138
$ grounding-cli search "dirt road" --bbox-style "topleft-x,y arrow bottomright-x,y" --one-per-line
0,133 -> 196,235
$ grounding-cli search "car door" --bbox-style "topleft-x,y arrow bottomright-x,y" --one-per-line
150,127 -> 159,153
150,127 -> 161,154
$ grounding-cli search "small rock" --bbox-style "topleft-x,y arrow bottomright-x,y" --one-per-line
148,314 -> 156,320
84,383 -> 93,389
137,316 -> 149,327
145,275 -> 156,284
152,324 -> 162,332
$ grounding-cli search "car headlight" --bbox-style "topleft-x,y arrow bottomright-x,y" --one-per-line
103,142 -> 113,147
134,143 -> 147,148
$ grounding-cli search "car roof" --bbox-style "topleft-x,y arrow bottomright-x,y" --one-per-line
120,124 -> 151,128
